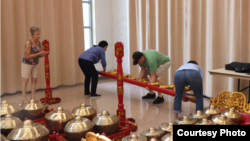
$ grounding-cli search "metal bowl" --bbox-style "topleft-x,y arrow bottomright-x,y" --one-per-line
222,107 -> 242,125
71,103 -> 97,120
7,119 -> 49,141
195,118 -> 216,125
159,123 -> 175,133
140,127 -> 166,141
161,132 -> 173,141
1,101 -> 22,119
122,134 -> 147,141
203,105 -> 222,118
190,110 -> 210,120
211,114 -> 235,125
92,110 -> 120,136
45,107 -> 75,134
0,114 -> 23,137
64,116 -> 95,141
174,116 -> 197,125
20,99 -> 48,120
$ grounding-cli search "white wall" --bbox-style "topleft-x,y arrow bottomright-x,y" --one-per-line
93,0 -> 129,74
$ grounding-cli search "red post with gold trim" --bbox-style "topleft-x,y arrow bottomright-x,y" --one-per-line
40,40 -> 61,104
115,42 -> 125,125
115,42 -> 137,131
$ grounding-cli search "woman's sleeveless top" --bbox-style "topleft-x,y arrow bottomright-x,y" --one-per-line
22,39 -> 41,65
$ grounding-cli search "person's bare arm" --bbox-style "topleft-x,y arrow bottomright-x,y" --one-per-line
103,67 -> 106,72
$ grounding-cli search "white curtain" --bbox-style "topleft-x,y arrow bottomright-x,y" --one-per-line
1,0 -> 85,95
129,0 -> 250,98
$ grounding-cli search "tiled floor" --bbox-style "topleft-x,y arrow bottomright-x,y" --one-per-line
1,78 -> 210,134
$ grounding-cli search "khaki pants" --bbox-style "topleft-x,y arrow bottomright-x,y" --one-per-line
21,63 -> 39,78
146,61 -> 171,76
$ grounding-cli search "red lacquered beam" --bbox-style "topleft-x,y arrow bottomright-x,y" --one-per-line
97,71 -> 194,102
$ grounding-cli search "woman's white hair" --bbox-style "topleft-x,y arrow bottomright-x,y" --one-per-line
30,26 -> 41,35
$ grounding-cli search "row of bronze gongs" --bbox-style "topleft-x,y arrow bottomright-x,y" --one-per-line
124,105 -> 242,141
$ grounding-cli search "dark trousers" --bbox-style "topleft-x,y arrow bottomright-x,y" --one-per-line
78,58 -> 98,94
173,70 -> 203,113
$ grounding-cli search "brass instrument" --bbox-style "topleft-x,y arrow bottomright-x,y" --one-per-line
174,116 -> 198,125
122,134 -> 147,141
92,111 -> 120,136
64,116 -> 95,141
140,127 -> 166,141
222,107 -> 242,125
107,69 -> 192,92
71,103 -> 97,120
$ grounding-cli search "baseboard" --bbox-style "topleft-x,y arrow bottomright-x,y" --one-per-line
1,76 -> 109,97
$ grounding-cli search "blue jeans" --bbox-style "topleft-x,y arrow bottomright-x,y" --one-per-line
173,70 -> 203,113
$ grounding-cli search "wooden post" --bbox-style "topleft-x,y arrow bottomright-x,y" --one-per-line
115,42 -> 126,126
114,42 -> 137,131
40,40 -> 61,104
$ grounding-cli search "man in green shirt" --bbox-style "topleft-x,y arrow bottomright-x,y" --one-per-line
132,50 -> 171,104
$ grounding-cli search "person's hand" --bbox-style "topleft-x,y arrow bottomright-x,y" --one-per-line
145,86 -> 149,90
46,51 -> 50,55
39,51 -> 47,56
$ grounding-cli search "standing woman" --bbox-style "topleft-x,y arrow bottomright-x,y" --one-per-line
78,41 -> 108,97
21,26 -> 49,102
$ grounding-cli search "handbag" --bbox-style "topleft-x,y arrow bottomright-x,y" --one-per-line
225,62 -> 250,73
225,62 -> 237,70
234,62 -> 250,73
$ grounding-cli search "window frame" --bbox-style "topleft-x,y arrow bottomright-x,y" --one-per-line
82,0 -> 93,49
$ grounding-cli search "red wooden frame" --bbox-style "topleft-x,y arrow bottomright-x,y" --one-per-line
40,40 -> 61,104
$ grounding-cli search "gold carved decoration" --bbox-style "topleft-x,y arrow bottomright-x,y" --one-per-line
43,43 -> 49,51
115,47 -> 123,56
45,44 -> 49,50
111,134 -> 126,141
118,74 -> 123,81
107,69 -> 191,92
117,113 -> 121,119
127,121 -> 137,126
188,96 -> 196,103
45,63 -> 49,70
117,86 -> 123,95
160,85 -> 176,91
108,71 -> 117,75
46,92 -> 52,98
117,111 -> 125,120
123,74 -> 130,78
210,91 -> 250,114
45,73 -> 50,79
82,132 -> 111,141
